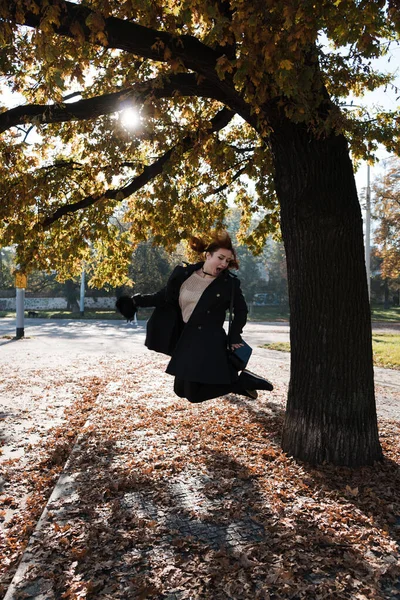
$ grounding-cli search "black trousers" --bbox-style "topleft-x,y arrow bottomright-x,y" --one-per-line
174,377 -> 245,403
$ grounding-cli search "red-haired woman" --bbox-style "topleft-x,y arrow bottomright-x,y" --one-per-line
117,231 -> 273,403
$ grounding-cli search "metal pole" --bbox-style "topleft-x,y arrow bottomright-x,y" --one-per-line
365,164 -> 371,301
16,287 -> 25,338
80,270 -> 85,316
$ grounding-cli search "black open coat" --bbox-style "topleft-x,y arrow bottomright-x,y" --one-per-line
133,262 -> 248,385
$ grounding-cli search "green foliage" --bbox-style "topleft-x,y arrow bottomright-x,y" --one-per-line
127,239 -> 185,294
0,247 -> 15,289
226,208 -> 287,303
248,305 -> 290,321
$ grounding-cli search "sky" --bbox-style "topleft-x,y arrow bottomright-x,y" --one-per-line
351,42 -> 400,197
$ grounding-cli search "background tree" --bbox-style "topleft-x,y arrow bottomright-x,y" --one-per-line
0,247 -> 14,289
226,208 -> 270,303
1,0 -> 400,465
262,238 -> 289,306
128,239 -> 185,295
26,269 -> 65,295
372,157 -> 400,306
369,247 -> 400,308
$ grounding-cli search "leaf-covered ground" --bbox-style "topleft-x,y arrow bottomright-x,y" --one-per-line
1,353 -> 400,599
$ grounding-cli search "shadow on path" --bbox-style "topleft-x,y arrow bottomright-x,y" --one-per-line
7,393 -> 400,599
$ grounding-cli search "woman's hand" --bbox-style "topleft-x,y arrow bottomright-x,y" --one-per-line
231,343 -> 244,350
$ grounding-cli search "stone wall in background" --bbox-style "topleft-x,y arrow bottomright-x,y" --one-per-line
0,297 -> 117,311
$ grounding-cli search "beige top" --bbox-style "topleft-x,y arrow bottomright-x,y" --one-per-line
179,271 -> 215,323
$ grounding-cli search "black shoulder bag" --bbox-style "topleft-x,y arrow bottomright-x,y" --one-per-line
227,279 -> 252,371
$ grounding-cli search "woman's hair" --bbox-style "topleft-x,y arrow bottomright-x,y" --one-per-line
189,230 -> 239,269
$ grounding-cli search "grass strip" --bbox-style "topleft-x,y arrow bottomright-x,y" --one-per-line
261,333 -> 400,370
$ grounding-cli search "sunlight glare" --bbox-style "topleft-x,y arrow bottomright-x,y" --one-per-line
120,107 -> 141,129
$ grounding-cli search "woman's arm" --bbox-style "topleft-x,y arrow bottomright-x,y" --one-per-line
133,264 -> 184,308
229,278 -> 248,344
133,287 -> 167,308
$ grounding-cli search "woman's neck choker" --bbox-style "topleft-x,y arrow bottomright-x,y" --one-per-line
202,267 -> 215,277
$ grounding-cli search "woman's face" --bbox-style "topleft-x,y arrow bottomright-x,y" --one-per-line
204,248 -> 234,276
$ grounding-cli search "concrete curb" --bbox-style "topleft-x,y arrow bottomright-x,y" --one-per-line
3,423 -> 95,599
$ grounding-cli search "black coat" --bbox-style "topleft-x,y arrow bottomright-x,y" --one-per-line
134,262 -> 248,384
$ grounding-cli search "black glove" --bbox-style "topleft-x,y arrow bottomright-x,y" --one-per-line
116,296 -> 138,322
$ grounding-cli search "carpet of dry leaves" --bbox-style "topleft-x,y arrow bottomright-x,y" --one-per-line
1,352 -> 400,600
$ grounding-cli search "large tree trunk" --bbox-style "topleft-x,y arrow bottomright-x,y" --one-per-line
270,120 -> 382,466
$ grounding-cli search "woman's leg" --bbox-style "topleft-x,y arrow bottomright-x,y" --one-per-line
182,380 -> 256,403
239,370 -> 274,391
173,372 -> 272,402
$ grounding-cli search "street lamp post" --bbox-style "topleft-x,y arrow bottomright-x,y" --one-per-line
80,270 -> 85,316
15,270 -> 27,339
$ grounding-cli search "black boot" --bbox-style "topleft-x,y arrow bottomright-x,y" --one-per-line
239,370 -> 274,391
174,378 -> 186,398
241,389 -> 258,400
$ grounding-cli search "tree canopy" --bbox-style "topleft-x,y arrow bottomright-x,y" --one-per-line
1,0 -> 399,286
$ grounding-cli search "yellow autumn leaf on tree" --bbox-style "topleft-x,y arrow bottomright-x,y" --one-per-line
279,60 -> 294,71
85,12 -> 106,33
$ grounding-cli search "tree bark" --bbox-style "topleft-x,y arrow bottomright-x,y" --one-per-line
270,119 -> 383,466
384,279 -> 390,309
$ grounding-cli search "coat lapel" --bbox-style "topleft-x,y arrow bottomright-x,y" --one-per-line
187,269 -> 232,323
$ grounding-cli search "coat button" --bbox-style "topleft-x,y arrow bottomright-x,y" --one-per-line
198,325 -> 202,330
216,293 -> 220,297
206,310 -> 210,314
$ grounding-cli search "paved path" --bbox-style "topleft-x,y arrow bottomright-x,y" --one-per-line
1,318 -> 399,599
1,317 -> 399,392
0,318 -> 292,353
0,317 -> 399,417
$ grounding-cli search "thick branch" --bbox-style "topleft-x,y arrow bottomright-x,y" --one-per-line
41,108 -> 235,228
11,1 -> 222,76
6,1 -> 255,132
0,74 -> 226,134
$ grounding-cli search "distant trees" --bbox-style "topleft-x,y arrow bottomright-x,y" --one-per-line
233,237 -> 288,305
0,248 -> 14,289
372,158 -> 400,306
122,224 -> 286,304
262,239 -> 288,305
127,240 -> 184,295
223,209 -> 288,304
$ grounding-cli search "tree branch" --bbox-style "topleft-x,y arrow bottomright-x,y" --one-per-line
63,91 -> 83,101
41,107 -> 235,229
379,195 -> 400,207
0,73 -> 227,134
6,1 -> 254,133
9,0 -> 223,76
228,144 -> 257,154
208,165 -> 248,196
